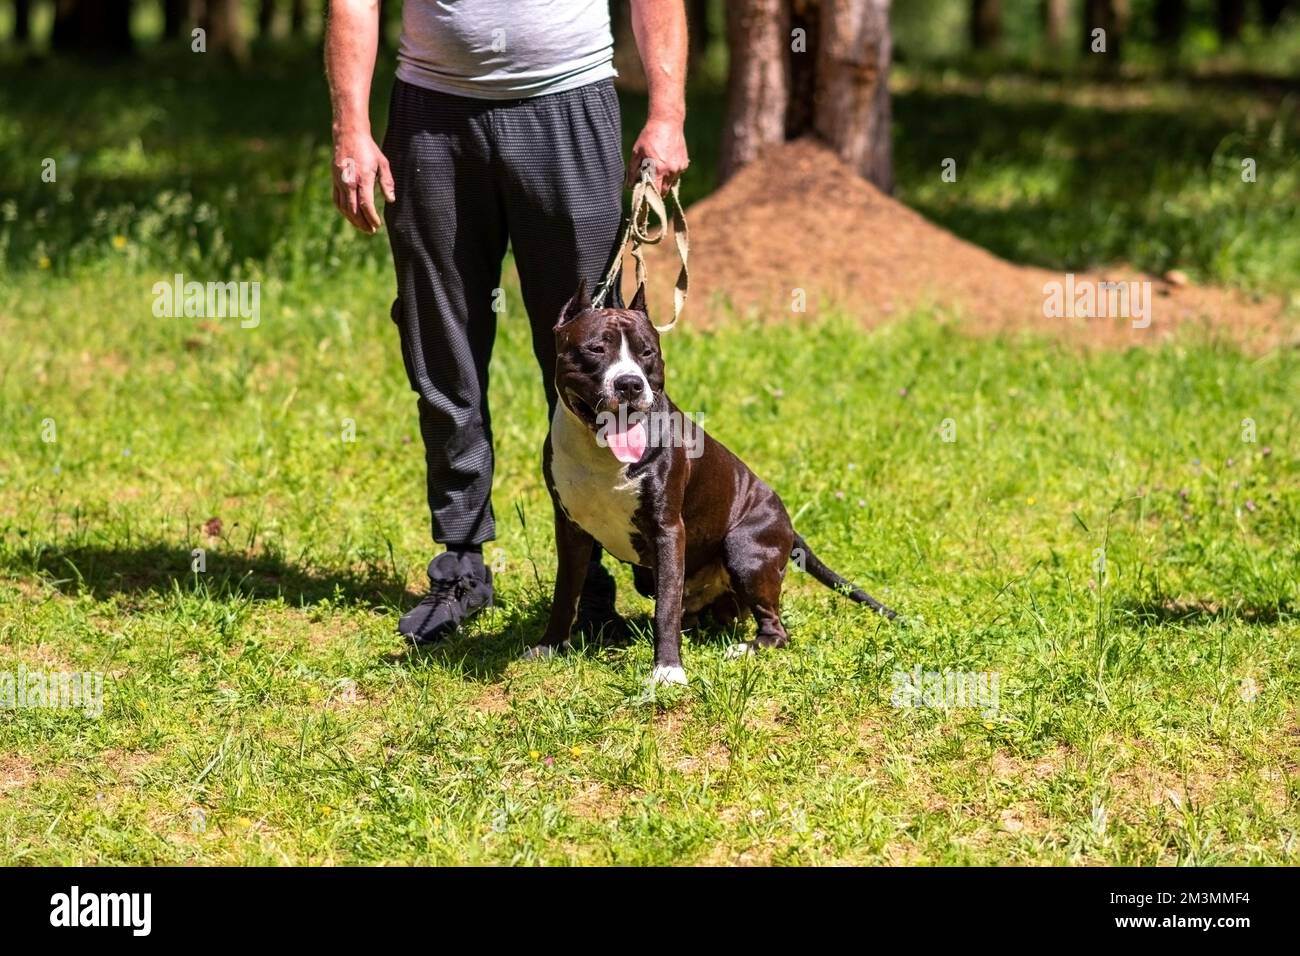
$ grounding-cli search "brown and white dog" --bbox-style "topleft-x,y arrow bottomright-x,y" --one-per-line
525,280 -> 896,685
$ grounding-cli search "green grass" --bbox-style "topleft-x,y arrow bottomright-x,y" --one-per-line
2,259 -> 1298,864
894,68 -> 1300,294
1,45 -> 1298,865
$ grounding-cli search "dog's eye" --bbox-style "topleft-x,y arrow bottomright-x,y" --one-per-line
640,348 -> 655,359
584,344 -> 606,356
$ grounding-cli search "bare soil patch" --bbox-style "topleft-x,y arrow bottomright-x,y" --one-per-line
645,139 -> 1296,351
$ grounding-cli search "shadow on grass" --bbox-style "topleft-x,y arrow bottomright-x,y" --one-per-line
1117,598 -> 1295,626
389,607 -> 670,683
387,597 -> 553,684
389,604 -> 748,684
12,539 -> 774,685
4,541 -> 417,609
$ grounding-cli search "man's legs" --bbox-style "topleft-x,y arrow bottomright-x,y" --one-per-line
494,81 -> 625,412
384,80 -> 507,642
495,80 -> 630,641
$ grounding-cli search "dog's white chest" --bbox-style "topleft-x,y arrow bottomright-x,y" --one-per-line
550,406 -> 644,565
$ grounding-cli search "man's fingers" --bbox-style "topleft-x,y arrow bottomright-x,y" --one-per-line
378,156 -> 396,204
334,179 -> 365,231
335,157 -> 362,222
333,150 -> 391,233
629,144 -> 685,194
652,163 -> 676,195
347,197 -> 368,231
358,167 -> 381,232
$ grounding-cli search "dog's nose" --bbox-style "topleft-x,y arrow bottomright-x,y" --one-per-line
612,374 -> 645,404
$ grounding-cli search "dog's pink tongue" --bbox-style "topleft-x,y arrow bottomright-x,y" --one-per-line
606,420 -> 648,463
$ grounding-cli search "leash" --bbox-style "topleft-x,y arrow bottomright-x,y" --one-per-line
591,157 -> 689,332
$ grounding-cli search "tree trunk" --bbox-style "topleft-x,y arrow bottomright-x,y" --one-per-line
1216,0 -> 1247,40
163,0 -> 185,38
51,0 -> 134,55
1042,0 -> 1068,51
720,0 -> 790,184
203,0 -> 248,61
14,0 -> 31,42
1082,0 -> 1128,61
1155,0 -> 1187,44
291,0 -> 307,33
258,0 -> 275,37
815,0 -> 893,193
971,0 -> 1002,50
687,0 -> 711,69
1259,0 -> 1292,26
379,0 -> 391,49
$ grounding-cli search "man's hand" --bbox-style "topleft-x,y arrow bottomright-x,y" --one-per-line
332,129 -> 395,233
629,117 -> 689,194
629,0 -> 689,194
325,0 -> 387,233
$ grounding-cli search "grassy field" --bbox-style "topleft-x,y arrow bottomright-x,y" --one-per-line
1,47 -> 1298,864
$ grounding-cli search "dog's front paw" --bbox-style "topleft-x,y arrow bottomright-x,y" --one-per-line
648,664 -> 688,686
521,641 -> 570,661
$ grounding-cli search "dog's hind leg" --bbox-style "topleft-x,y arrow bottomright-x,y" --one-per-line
736,582 -> 787,650
722,512 -> 794,653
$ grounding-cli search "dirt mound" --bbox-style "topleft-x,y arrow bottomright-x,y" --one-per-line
641,139 -> 1296,350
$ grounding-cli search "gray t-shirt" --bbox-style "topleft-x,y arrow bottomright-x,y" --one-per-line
396,0 -> 617,99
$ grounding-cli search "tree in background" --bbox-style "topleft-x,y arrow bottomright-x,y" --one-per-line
688,0 -> 712,69
196,0 -> 248,61
51,0 -> 133,55
722,0 -> 893,193
1082,0 -> 1129,62
817,0 -> 892,190
162,0 -> 185,40
1042,0 -> 1068,52
971,0 -> 1002,50
13,0 -> 30,42
259,0 -> 276,38
10,0 -> 1297,71
721,0 -> 787,182
1259,0 -> 1294,26
1155,0 -> 1187,45
1216,0 -> 1247,40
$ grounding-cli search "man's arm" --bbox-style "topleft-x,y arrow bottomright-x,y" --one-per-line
325,0 -> 394,233
629,0 -> 689,194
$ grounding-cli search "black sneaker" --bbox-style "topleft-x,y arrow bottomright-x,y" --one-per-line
399,551 -> 494,646
575,560 -> 629,644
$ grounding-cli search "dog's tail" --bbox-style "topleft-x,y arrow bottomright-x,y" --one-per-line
792,533 -> 897,620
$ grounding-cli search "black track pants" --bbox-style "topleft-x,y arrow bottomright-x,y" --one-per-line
383,78 -> 625,545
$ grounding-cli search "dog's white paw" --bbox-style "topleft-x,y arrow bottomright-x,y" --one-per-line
725,642 -> 754,660
521,641 -> 569,661
649,664 -> 688,686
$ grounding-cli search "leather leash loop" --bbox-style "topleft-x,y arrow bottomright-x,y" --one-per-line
591,158 -> 689,333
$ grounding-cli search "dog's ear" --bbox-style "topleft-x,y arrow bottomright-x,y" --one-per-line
556,278 -> 591,329
629,281 -> 647,315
